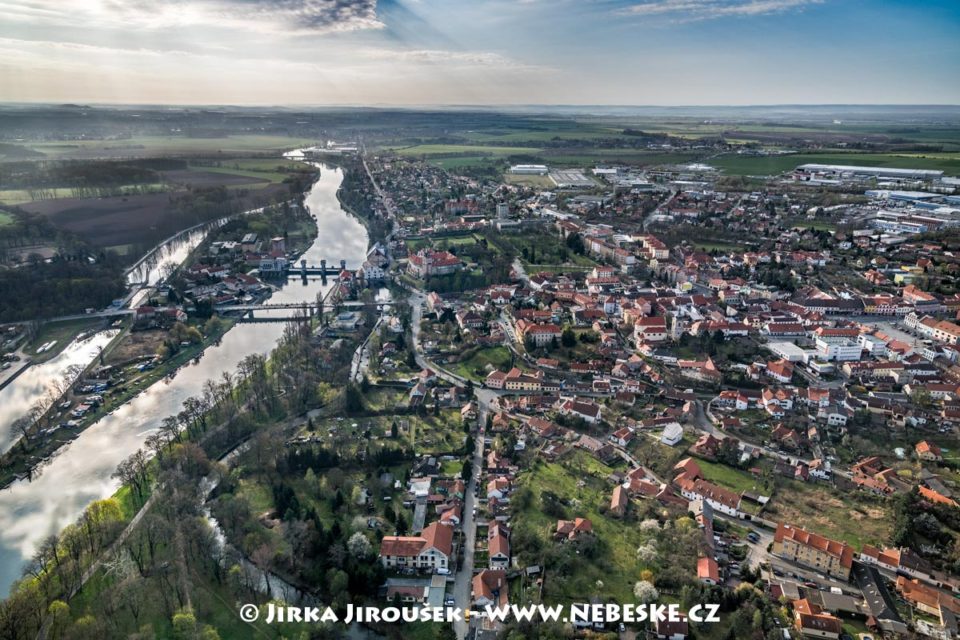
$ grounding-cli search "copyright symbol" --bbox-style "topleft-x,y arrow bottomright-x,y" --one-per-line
240,604 -> 259,622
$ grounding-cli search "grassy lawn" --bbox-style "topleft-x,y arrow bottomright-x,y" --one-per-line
24,318 -> 107,359
0,209 -> 15,226
788,219 -> 838,231
440,459 -> 462,476
695,241 -> 746,253
504,174 -> 555,188
515,451 -> 652,604
362,386 -> 408,411
762,482 -> 891,550
451,345 -> 514,381
694,458 -> 765,495
630,433 -> 692,479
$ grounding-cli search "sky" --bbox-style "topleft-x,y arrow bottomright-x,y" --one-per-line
1,0 -> 959,106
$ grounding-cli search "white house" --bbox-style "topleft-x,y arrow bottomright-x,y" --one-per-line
661,422 -> 684,446
379,522 -> 453,571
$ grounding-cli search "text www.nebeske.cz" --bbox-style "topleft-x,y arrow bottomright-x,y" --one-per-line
249,602 -> 721,625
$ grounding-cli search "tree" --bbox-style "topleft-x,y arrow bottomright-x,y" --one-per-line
347,532 -> 372,558
561,327 -> 576,348
47,600 -> 70,640
565,232 -> 585,255
636,543 -> 658,564
633,580 -> 659,603
172,610 -> 198,640
344,383 -> 364,414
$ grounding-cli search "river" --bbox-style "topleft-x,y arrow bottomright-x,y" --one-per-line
0,331 -> 118,454
0,163 -> 370,596
0,215 -> 219,452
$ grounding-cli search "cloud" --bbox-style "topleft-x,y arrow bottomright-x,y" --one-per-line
359,48 -> 547,71
618,0 -> 825,21
0,0 -> 385,35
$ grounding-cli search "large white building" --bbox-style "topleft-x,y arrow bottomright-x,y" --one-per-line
815,338 -> 863,362
797,164 -> 944,181
510,164 -> 548,175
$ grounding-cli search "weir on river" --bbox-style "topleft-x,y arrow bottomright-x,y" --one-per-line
0,162 -> 371,596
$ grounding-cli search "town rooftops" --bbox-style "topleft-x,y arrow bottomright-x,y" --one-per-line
380,521 -> 453,558
774,523 -> 854,569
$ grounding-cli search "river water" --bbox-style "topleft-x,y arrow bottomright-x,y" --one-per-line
0,216 -> 218,452
0,331 -> 118,454
0,163 -> 370,596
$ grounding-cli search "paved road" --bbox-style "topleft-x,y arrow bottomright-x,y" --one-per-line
452,393 -> 489,639
350,315 -> 382,382
693,399 -> 853,479
404,284 -> 500,638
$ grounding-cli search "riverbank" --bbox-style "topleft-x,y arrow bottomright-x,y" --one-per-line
0,158 -> 369,605
0,180 -> 323,489
1,160 -> 380,638
0,317 -> 235,489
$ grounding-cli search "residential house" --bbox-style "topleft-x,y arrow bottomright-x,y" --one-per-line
792,598 -> 842,640
697,557 -> 720,585
555,518 -> 593,541
472,570 -> 509,608
916,440 -> 943,462
610,485 -> 629,517
772,523 -> 854,580
379,522 -> 453,571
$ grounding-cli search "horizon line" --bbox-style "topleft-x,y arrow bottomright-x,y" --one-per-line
3,101 -> 960,110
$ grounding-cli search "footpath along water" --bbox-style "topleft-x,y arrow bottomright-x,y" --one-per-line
0,163 -> 369,596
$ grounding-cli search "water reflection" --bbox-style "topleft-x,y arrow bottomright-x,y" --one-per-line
0,331 -> 118,454
0,164 -> 368,595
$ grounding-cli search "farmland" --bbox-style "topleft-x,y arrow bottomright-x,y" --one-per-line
17,185 -> 291,249
20,135 -> 318,160
710,151 -> 960,176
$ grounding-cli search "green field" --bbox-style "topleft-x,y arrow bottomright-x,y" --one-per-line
0,210 -> 14,226
452,345 -> 514,381
695,458 -> 764,494
504,174 -> 555,187
0,183 -> 168,205
515,452 -> 651,604
542,150 -> 699,166
395,144 -> 542,158
24,318 -> 107,359
187,158 -> 313,183
431,156 -> 502,169
710,151 -> 960,176
23,134 -> 317,159
0,188 -> 76,205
